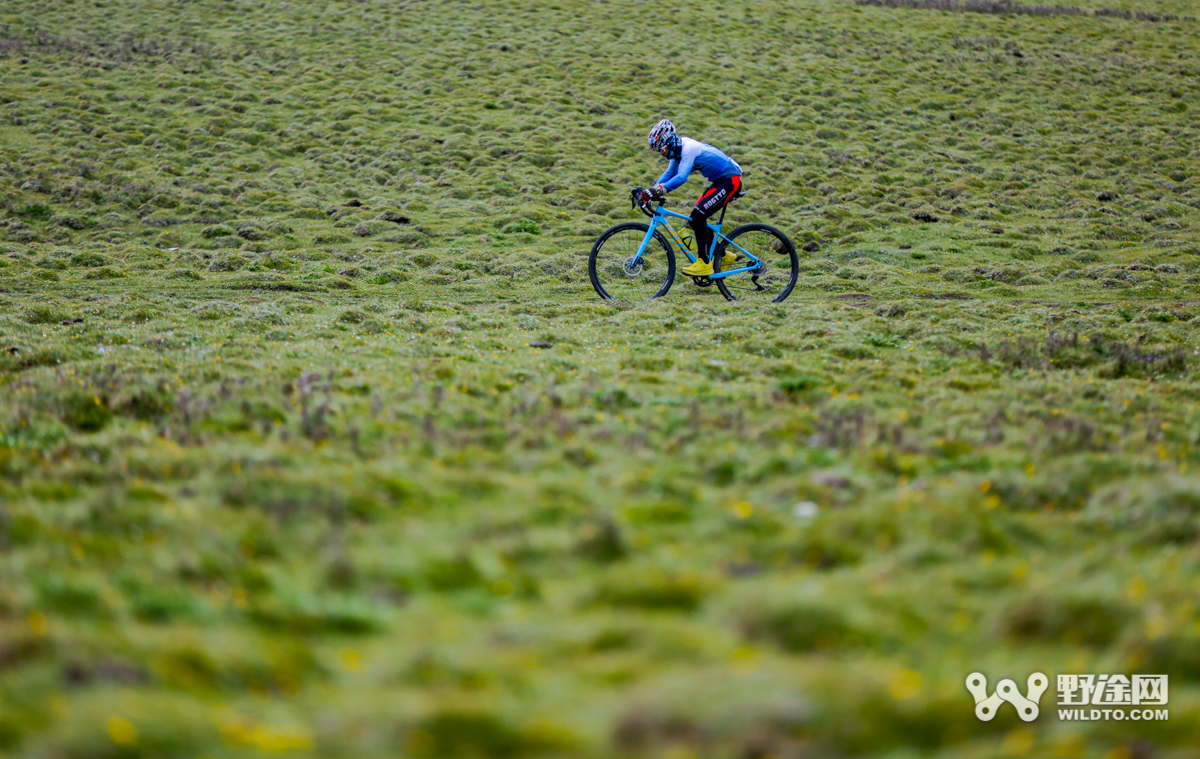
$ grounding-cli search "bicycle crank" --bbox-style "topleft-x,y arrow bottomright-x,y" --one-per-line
690,276 -> 713,288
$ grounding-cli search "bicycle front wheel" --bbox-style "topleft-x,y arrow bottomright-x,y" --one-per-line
713,223 -> 799,304
588,222 -> 676,301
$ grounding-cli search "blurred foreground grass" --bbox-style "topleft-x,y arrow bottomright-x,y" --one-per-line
3,0 -> 1200,756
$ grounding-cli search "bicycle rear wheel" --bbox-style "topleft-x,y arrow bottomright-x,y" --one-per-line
588,222 -> 676,301
713,223 -> 799,303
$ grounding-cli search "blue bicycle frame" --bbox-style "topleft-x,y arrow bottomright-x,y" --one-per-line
634,203 -> 760,278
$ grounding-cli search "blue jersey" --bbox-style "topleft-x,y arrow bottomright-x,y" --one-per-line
655,136 -> 742,193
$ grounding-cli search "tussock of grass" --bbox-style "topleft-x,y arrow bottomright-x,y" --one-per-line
860,0 -> 1189,22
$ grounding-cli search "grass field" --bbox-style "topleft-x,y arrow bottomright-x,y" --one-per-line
3,0 -> 1200,756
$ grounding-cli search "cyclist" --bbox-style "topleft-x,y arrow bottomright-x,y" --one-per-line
639,119 -> 743,277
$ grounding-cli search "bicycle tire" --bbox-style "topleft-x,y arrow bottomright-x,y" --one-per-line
588,222 -> 676,301
713,223 -> 799,304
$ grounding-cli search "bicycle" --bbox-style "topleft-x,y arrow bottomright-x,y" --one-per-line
587,187 -> 799,303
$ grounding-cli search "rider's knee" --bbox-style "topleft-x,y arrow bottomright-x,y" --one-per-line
688,208 -> 705,228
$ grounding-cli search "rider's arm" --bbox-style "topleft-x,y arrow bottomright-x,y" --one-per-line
654,158 -> 680,190
655,140 -> 699,193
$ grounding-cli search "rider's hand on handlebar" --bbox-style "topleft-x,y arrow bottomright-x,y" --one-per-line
638,185 -> 664,205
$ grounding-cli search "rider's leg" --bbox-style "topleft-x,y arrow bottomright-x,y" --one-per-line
682,176 -> 741,277
689,207 -> 713,264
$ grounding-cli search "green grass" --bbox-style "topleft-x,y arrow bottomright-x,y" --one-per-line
3,0 -> 1200,756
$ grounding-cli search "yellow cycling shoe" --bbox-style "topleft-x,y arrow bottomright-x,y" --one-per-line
681,258 -> 714,277
720,251 -> 738,267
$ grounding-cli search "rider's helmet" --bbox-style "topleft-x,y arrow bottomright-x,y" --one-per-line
647,119 -> 680,157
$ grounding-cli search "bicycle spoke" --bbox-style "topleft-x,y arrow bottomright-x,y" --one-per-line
714,225 -> 799,304
588,223 -> 675,301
